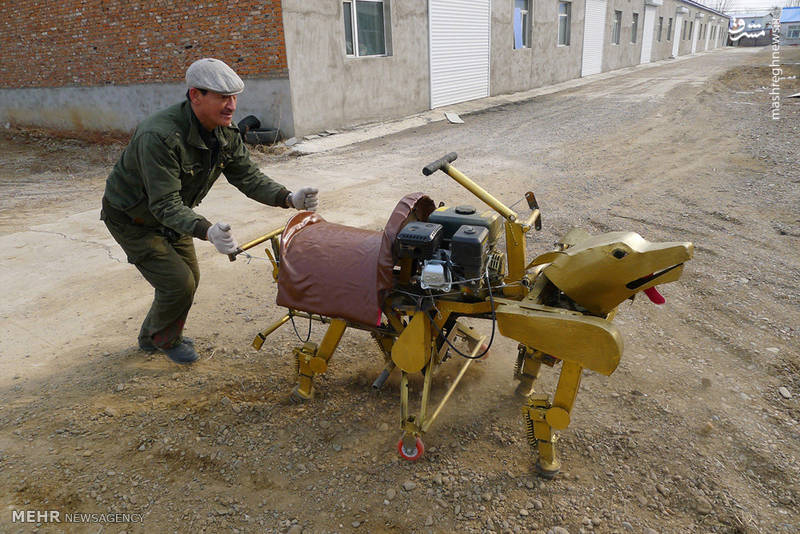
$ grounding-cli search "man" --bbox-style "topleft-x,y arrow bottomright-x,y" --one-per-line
101,58 -> 318,364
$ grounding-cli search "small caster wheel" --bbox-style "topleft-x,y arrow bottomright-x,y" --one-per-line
397,436 -> 425,461
478,342 -> 491,360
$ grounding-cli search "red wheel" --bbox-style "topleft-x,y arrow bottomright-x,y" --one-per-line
397,436 -> 425,461
478,342 -> 491,360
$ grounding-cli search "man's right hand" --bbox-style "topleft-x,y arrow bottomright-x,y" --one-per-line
207,222 -> 239,254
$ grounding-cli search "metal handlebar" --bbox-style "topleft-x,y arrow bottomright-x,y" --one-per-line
422,152 -> 458,176
422,152 -> 518,223
228,227 -> 284,261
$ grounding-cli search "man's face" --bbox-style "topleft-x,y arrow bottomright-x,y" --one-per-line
189,88 -> 237,130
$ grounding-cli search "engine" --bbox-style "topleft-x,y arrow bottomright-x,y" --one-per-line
395,205 -> 505,294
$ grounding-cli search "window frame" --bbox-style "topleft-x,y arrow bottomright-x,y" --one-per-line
558,1 -> 571,46
682,19 -> 687,40
689,20 -> 694,40
343,0 -> 391,58
667,17 -> 673,41
657,17 -> 663,42
514,0 -> 532,49
612,10 -> 622,45
788,24 -> 800,39
631,12 -> 639,43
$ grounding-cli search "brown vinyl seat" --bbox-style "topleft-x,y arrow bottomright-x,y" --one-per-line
276,193 -> 435,326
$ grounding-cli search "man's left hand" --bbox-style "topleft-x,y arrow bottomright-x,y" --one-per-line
289,187 -> 319,211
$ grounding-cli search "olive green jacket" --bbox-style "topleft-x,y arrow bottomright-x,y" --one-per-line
103,101 -> 290,239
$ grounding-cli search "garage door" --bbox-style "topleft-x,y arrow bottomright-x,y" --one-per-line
429,0 -> 491,108
582,0 -> 607,76
640,5 -> 656,64
671,15 -> 682,57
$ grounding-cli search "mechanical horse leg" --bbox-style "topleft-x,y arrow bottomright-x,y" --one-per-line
521,360 -> 583,478
292,319 -> 347,401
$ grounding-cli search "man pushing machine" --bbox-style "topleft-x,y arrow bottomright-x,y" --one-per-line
101,58 -> 318,364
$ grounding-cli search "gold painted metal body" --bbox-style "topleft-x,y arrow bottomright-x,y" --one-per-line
243,155 -> 693,477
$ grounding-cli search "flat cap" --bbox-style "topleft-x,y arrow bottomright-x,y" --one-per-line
185,58 -> 244,95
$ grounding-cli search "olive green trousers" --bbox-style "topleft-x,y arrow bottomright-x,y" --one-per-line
102,203 -> 200,349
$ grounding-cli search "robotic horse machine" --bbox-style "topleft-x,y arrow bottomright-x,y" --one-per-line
231,153 -> 693,477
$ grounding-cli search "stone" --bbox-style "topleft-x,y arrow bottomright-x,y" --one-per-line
695,496 -> 712,514
403,481 -> 417,491
621,521 -> 633,530
553,527 -> 570,534
351,521 -> 360,528
519,509 -> 529,517
532,499 -> 543,510
386,488 -> 396,500
779,387 -> 791,399
287,526 -> 303,534
425,515 -> 434,526
103,407 -> 119,417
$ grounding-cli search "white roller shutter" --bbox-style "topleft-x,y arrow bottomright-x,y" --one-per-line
582,0 -> 607,76
640,6 -> 656,63
671,15 -> 682,57
429,0 -> 491,109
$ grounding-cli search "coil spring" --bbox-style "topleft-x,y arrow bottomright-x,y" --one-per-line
523,408 -> 537,452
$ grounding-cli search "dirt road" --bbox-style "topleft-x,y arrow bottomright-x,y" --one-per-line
0,46 -> 798,534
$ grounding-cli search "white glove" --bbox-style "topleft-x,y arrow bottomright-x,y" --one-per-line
289,187 -> 319,212
207,222 -> 239,255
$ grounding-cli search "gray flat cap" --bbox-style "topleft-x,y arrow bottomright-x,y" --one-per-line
185,58 -> 244,95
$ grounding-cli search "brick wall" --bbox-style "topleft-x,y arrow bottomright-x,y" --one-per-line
0,0 -> 287,89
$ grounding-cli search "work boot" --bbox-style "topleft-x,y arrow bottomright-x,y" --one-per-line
139,336 -> 194,353
161,341 -> 200,364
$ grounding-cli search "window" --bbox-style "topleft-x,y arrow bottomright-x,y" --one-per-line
682,19 -> 687,40
667,17 -> 673,41
343,0 -> 391,57
657,17 -> 663,41
632,13 -> 639,43
612,11 -> 622,44
558,2 -> 571,45
789,24 -> 800,39
689,21 -> 694,40
514,0 -> 532,49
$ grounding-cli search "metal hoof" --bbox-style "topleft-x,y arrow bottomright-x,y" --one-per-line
290,385 -> 313,403
535,461 -> 559,480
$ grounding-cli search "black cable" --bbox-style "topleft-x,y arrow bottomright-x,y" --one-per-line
426,270 -> 496,360
289,311 -> 312,343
